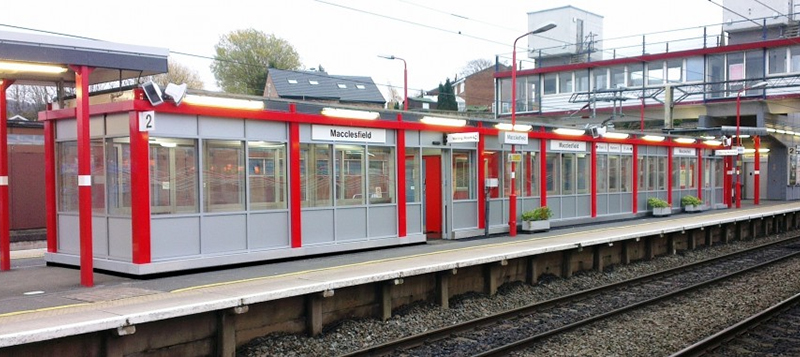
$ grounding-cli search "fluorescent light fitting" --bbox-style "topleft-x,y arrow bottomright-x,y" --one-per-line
602,132 -> 630,139
159,142 -> 177,148
321,107 -> 380,120
743,148 -> 770,154
495,123 -> 532,131
0,61 -> 68,74
732,134 -> 750,138
420,116 -> 467,127
700,136 -> 716,140
704,140 -> 722,146
642,135 -> 665,142
766,128 -> 776,133
182,95 -> 264,110
760,148 -> 770,153
553,128 -> 585,136
673,137 -> 696,144
776,129 -> 787,134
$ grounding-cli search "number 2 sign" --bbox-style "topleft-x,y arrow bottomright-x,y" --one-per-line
139,111 -> 155,132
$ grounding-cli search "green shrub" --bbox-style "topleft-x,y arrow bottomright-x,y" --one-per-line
522,206 -> 553,221
647,197 -> 669,208
680,195 -> 702,207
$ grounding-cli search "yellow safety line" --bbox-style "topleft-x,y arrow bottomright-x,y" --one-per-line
0,302 -> 91,319
171,206 -> 764,293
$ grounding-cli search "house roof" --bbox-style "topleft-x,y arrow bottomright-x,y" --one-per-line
267,68 -> 385,104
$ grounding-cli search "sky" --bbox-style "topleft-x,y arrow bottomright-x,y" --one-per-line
0,0 -> 724,101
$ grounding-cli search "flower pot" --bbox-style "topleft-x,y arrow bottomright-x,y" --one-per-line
652,207 -> 671,217
684,205 -> 707,213
521,220 -> 550,232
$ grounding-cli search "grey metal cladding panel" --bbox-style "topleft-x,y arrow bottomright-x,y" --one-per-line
199,116 -> 245,138
152,217 -> 200,260
369,205 -> 397,237
56,119 -> 77,140
489,200 -> 504,226
106,113 -> 130,136
108,217 -> 132,261
57,215 -> 79,254
620,193 -> 633,213
608,194 -> 622,214
420,131 -> 444,146
484,135 -> 500,150
248,212 -> 290,249
337,207 -> 368,241
597,194 -> 609,215
302,209 -> 334,244
202,215 -> 247,254
562,196 -> 577,218
299,124 -> 312,141
93,217 -> 109,258
0,42 -> 168,73
453,201 -> 478,229
245,121 -> 287,141
151,113 -> 198,137
518,198 -> 541,214
90,116 -> 105,137
405,130 -> 420,146
406,204 -> 422,234
577,195 -> 591,217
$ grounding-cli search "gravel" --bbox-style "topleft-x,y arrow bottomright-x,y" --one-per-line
237,232 -> 799,357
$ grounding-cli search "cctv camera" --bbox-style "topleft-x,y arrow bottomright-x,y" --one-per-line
141,81 -> 164,106
164,83 -> 188,106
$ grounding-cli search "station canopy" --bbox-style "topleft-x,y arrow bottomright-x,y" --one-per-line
0,30 -> 168,86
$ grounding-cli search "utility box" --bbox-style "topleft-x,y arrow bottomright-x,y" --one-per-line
527,5 -> 604,60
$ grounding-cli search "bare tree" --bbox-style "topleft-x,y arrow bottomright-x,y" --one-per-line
151,60 -> 205,90
386,83 -> 401,109
5,84 -> 57,120
459,58 -> 494,78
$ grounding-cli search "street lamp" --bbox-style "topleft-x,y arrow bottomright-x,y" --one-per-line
735,80 -> 768,209
378,55 -> 407,111
509,22 -> 556,237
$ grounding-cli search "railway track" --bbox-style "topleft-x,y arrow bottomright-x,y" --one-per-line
672,292 -> 800,356
341,236 -> 800,357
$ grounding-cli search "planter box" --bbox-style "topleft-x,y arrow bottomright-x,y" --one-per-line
683,205 -> 707,213
521,220 -> 550,232
652,207 -> 672,217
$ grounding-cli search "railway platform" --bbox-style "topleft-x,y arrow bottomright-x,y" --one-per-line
1,201 -> 799,356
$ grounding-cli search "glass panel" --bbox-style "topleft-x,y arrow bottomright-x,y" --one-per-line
629,64 -> 644,87
593,68 -> 608,90
608,155 -> 620,193
106,138 -> 131,215
621,155 -> 632,192
638,156 -> 646,191
686,57 -> 704,82
577,153 -> 589,194
707,54 -> 725,98
657,156 -> 667,190
647,61 -> 664,86
703,158 -> 711,188
647,156 -> 658,190
674,157 -> 683,189
543,73 -> 557,95
300,144 -> 332,207
452,150 -> 475,200
561,153 -> 575,195
335,144 -> 365,206
523,151 -> 539,197
405,148 -> 420,203
203,140 -> 244,212
57,141 -> 79,212
667,59 -> 682,83
610,66 -> 626,89
791,46 -> 800,72
745,50 -> 765,95
686,157 -> 696,188
728,52 -> 745,93
483,151 -> 501,198
597,154 -> 608,193
248,141 -> 287,210
546,153 -> 559,195
559,72 -> 573,93
575,70 -> 589,92
525,76 -> 538,112
368,146 -> 395,204
768,48 -> 787,74
91,140 -> 105,213
150,138 -> 198,214
498,77 -> 511,114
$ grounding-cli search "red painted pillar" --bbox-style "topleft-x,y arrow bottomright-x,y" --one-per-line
697,148 -> 703,201
72,65 -> 95,287
754,136 -> 761,205
590,141 -> 597,218
0,79 -> 13,271
632,144 -> 638,214
289,112 -> 301,248
130,112 -> 151,264
539,128 -> 547,207
667,144 -> 673,207
44,119 -> 57,253
477,123 -> 485,230
396,114 -> 406,237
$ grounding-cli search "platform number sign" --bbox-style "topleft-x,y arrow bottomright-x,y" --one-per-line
139,111 -> 155,132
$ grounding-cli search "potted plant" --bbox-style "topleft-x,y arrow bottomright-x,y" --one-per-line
521,206 -> 553,232
647,197 -> 671,217
680,195 -> 704,213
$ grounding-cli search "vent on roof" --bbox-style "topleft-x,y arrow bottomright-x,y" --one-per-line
337,83 -> 347,89
288,79 -> 298,84
309,80 -> 319,85
356,84 -> 366,89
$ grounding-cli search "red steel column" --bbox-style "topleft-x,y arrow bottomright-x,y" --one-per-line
396,114 -> 406,237
590,141 -> 597,218
130,112 -> 151,264
477,123 -> 485,230
539,128 -> 547,207
667,145 -> 673,207
697,148 -> 703,201
632,144 -> 638,214
754,136 -> 761,205
72,65 -> 94,287
289,115 -> 301,248
0,79 -> 13,271
44,118 -> 57,253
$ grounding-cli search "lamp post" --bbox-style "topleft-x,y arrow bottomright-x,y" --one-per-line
378,55 -> 407,110
509,22 -> 556,237
735,80 -> 768,209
